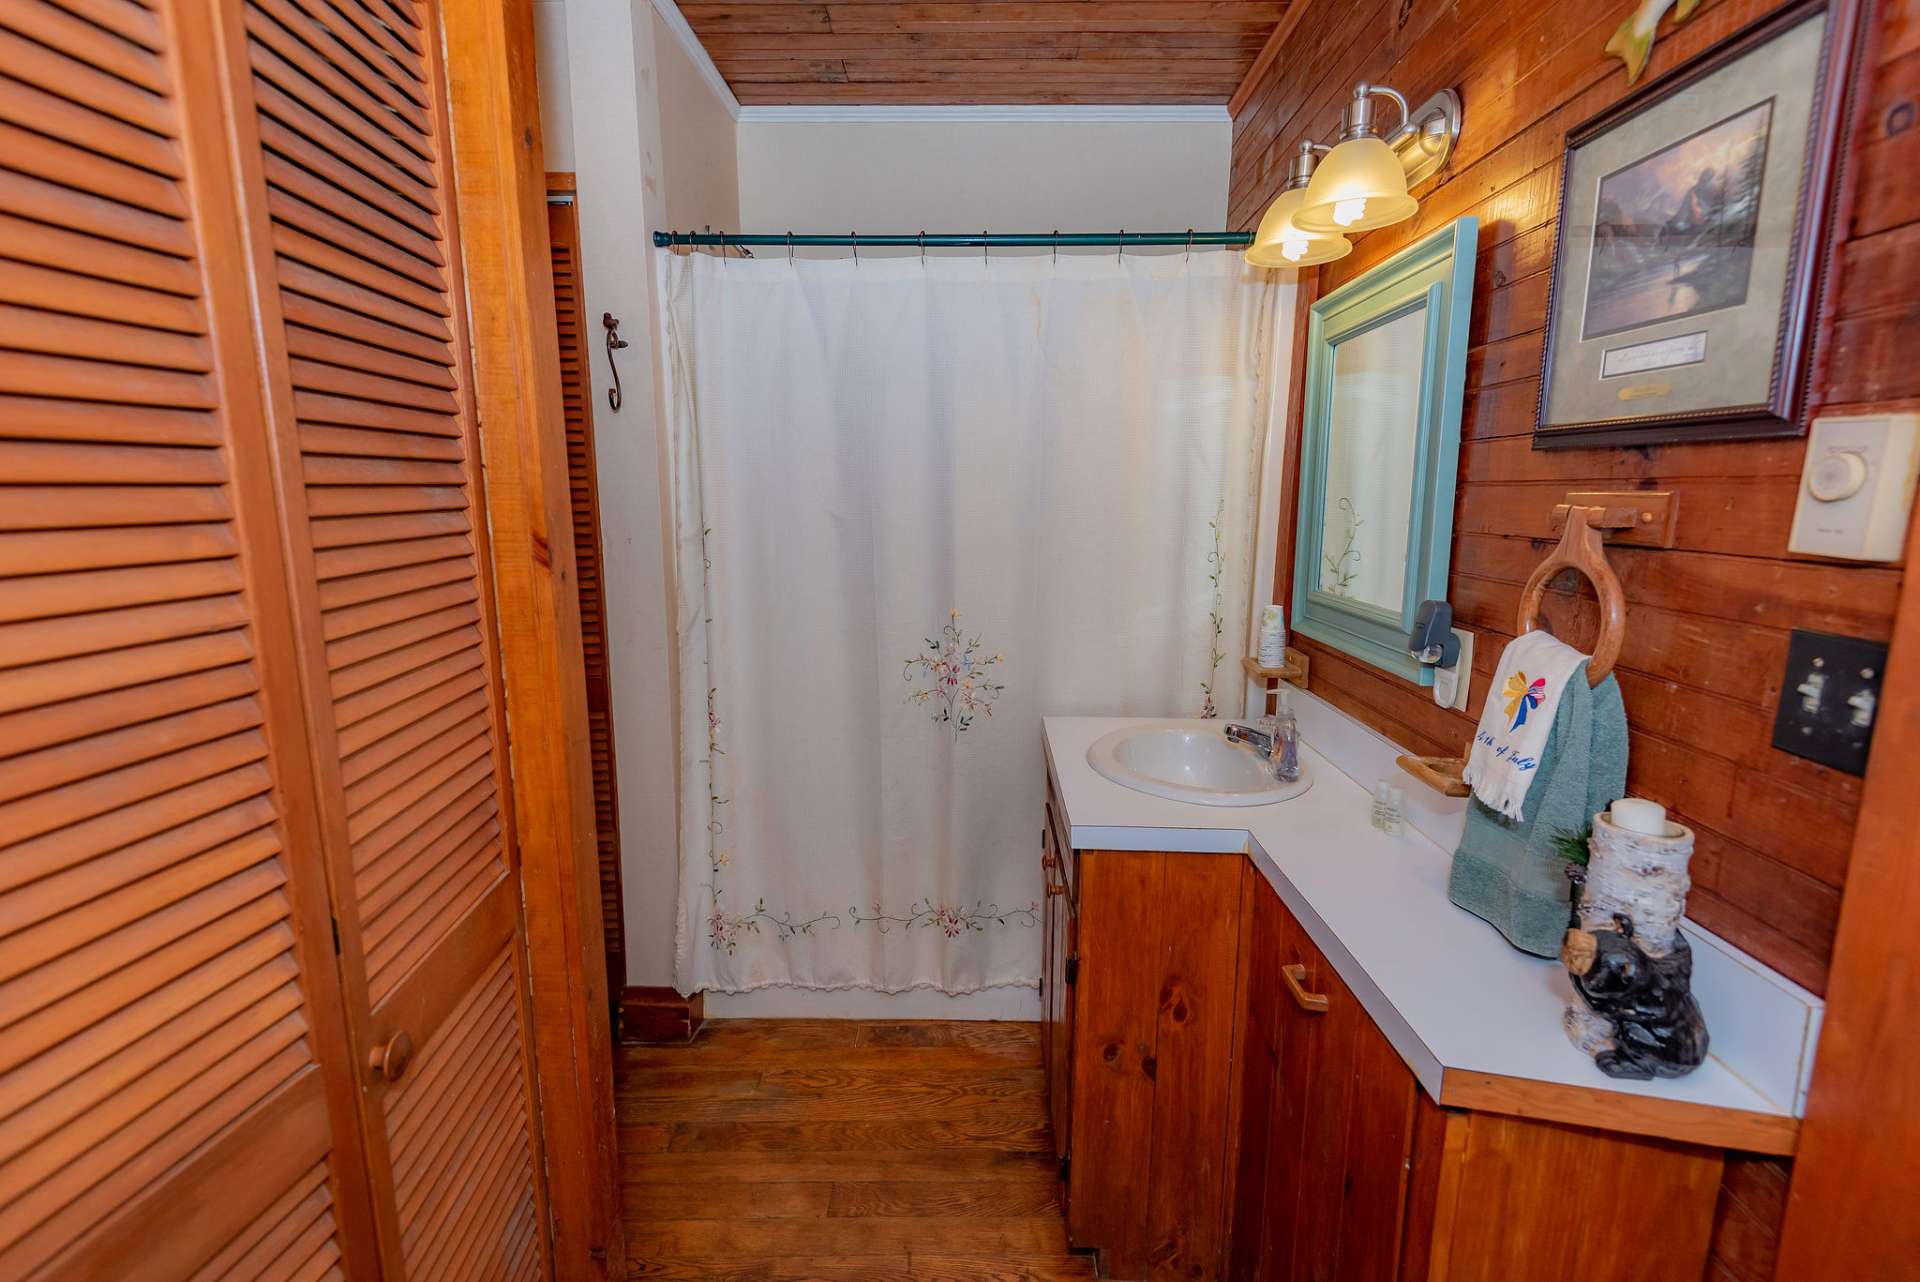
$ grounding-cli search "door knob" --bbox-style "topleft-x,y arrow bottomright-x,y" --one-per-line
370,1031 -> 413,1083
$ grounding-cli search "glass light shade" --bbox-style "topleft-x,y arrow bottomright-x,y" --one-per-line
1244,188 -> 1351,269
1292,135 -> 1419,233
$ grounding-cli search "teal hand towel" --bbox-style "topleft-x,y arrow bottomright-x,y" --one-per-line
1448,663 -> 1628,957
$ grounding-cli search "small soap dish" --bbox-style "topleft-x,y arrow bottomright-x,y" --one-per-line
1396,754 -> 1470,797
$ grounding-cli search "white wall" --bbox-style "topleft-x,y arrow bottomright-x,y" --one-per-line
540,0 -> 741,998
737,115 -> 1229,252
535,4 -> 1237,1012
653,9 -> 739,232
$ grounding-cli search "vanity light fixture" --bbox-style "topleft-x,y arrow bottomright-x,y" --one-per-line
1245,141 -> 1351,269
1293,84 -> 1463,235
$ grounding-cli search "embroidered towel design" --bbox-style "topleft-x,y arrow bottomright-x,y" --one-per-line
1463,630 -> 1589,821
1504,673 -> 1547,731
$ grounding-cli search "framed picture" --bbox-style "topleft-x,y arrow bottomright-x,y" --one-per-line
1534,0 -> 1862,448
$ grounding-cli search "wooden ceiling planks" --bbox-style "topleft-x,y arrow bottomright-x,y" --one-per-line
678,1 -> 1292,104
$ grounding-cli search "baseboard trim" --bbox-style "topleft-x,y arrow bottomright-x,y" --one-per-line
620,986 -> 705,1044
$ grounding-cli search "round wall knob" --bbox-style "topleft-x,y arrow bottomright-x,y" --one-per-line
370,1031 -> 413,1083
1808,450 -> 1869,502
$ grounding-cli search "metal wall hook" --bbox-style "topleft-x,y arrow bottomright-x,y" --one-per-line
602,312 -> 629,412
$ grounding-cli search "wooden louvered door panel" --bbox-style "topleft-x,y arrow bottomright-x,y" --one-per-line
0,0 -> 380,1275
545,190 -> 624,1007
211,0 -> 549,1274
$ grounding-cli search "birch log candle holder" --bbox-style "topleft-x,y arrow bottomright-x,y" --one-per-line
1559,807 -> 1709,1080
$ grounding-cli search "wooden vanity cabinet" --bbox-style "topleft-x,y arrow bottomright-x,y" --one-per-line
1225,874 -> 1726,1282
1042,813 -> 1732,1282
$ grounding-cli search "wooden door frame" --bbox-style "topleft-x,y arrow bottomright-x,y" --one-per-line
437,0 -> 623,1278
1774,499 -> 1920,1274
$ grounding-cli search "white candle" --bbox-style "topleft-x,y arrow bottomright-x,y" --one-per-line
1611,797 -> 1668,837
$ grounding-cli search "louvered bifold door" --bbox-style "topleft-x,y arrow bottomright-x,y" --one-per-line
0,0 -> 381,1277
545,194 -> 625,1006
207,0 -> 550,1275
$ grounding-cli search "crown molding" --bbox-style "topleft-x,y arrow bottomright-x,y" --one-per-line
734,104 -> 1232,124
649,0 -> 741,119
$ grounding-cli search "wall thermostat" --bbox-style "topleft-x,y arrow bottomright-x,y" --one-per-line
1787,412 -> 1920,562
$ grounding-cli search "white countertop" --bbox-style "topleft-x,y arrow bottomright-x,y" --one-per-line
1043,700 -> 1822,1125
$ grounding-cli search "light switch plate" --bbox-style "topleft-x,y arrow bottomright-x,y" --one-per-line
1788,412 -> 1920,561
1771,629 -> 1887,776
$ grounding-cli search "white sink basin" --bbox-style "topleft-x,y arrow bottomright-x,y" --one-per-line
1085,723 -> 1312,807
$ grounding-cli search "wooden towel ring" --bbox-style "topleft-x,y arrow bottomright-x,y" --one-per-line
1516,505 -> 1626,687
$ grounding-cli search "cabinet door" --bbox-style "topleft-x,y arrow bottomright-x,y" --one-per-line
1236,879 -> 1418,1282
1283,928 -> 1416,1282
1227,874 -> 1285,1282
211,0 -> 549,1272
0,0 -> 379,1271
1068,850 -> 1243,1281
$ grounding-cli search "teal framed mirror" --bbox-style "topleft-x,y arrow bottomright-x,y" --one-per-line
1292,218 -> 1477,685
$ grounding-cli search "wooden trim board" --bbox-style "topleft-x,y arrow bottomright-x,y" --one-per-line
1438,1070 -> 1799,1157
440,0 -> 623,1276
621,988 -> 708,1044
1774,425 -> 1920,1270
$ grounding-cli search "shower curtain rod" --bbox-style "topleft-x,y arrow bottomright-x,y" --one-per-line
651,230 -> 1255,249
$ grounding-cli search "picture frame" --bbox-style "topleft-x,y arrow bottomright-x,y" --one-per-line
1533,0 -> 1863,449
1292,219 -> 1477,685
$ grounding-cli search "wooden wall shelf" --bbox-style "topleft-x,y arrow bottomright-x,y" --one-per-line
1243,649 -> 1309,689
1397,754 -> 1470,797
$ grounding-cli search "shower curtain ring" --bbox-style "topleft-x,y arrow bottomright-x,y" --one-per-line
1185,228 -> 1194,260
919,231 -> 926,264
786,231 -> 794,265
982,231 -> 989,266
1117,231 -> 1125,262
851,231 -> 858,265
1052,230 -> 1059,264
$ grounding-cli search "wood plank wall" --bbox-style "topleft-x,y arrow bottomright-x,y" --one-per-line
1231,0 -> 1915,1001
1232,5 -> 1913,1277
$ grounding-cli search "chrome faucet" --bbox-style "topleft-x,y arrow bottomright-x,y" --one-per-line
1224,722 -> 1275,758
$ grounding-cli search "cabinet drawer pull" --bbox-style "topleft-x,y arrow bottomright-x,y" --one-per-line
1282,964 -> 1329,1013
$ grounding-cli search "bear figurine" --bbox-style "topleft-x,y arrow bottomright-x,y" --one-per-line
1560,913 -> 1708,1080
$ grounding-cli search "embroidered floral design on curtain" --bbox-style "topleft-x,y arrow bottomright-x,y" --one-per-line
905,611 -> 1006,739
661,249 -> 1281,996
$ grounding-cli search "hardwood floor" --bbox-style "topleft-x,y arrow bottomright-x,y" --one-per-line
618,1020 -> 1093,1281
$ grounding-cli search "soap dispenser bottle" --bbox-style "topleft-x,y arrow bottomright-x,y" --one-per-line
1271,690 -> 1300,783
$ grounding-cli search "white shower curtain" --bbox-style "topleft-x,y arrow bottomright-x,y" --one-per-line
659,248 -> 1282,996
